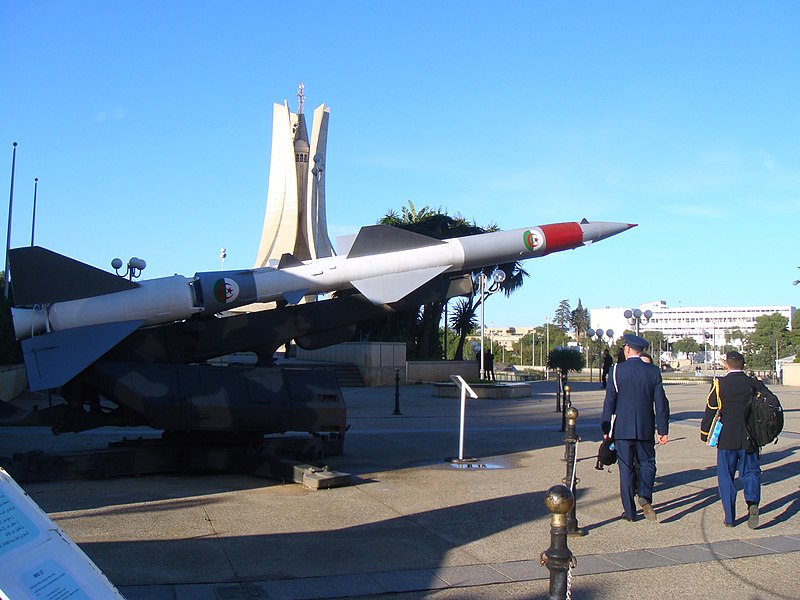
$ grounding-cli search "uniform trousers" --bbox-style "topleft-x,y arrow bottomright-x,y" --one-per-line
717,448 -> 761,524
615,439 -> 656,519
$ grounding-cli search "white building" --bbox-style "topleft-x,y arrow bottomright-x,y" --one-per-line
589,300 -> 796,349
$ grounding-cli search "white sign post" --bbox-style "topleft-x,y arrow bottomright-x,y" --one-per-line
449,375 -> 478,462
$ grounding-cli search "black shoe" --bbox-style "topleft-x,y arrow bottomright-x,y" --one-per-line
620,513 -> 636,522
638,497 -> 657,522
723,519 -> 734,527
747,505 -> 759,529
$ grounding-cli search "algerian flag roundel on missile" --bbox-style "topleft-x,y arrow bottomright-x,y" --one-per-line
213,278 -> 240,304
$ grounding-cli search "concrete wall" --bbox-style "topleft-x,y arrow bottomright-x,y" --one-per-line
297,342 -> 406,386
782,362 -> 800,386
406,361 -> 480,384
296,343 -> 482,386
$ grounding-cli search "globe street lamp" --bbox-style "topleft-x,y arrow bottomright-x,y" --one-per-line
586,328 -> 613,383
624,308 -> 652,336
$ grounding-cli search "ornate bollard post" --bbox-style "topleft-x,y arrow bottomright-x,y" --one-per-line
555,380 -> 562,413
392,368 -> 402,415
560,385 -> 570,432
540,484 -> 576,600
562,406 -> 586,536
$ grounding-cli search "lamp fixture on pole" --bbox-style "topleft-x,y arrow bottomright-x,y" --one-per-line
586,328 -> 613,382
624,308 -> 652,335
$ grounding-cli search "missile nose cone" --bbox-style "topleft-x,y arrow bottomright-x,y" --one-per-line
579,220 -> 638,244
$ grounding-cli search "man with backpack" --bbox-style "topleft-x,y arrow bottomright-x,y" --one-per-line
700,351 -> 778,529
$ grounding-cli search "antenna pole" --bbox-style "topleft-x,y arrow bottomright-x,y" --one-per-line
5,142 -> 17,299
31,177 -> 38,246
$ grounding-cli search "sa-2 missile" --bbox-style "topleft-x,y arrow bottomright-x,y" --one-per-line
10,219 -> 634,389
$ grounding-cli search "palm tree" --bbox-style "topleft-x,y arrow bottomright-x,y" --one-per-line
449,298 -> 479,361
355,202 -> 529,360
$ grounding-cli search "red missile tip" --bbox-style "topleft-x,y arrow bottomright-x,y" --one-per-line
628,223 -> 638,229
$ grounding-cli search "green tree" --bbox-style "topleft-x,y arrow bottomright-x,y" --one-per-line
515,332 -> 534,366
673,337 -> 700,362
789,311 -> 800,359
743,312 -> 793,370
547,347 -> 585,378
554,299 -> 571,330
512,325 -> 567,367
570,299 -> 590,339
641,330 -> 666,364
547,326 -> 572,353
448,298 -> 479,360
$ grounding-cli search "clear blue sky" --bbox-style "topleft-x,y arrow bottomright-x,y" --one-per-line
2,2 -> 798,327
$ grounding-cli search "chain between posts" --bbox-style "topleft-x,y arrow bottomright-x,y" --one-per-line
562,406 -> 585,536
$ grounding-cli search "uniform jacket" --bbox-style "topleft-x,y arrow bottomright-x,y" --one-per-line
601,357 -> 670,441
700,370 -> 756,451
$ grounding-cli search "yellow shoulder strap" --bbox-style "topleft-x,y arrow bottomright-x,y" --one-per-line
706,377 -> 721,410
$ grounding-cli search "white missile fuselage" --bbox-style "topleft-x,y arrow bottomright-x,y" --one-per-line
12,221 -> 634,342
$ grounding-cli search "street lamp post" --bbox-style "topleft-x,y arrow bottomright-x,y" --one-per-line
546,318 -> 550,381
479,269 -> 506,380
586,328 -> 613,383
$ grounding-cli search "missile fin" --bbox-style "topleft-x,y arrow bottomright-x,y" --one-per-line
21,320 -> 144,391
347,224 -> 446,259
352,265 -> 450,304
282,289 -> 310,305
9,246 -> 139,306
277,253 -> 304,269
335,233 -> 356,256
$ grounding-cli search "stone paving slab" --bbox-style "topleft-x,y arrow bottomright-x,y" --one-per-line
491,559 -> 548,581
704,539 -> 779,559
748,534 -> 800,553
648,543 -> 718,564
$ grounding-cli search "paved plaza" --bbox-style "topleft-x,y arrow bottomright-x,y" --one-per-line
2,379 -> 798,599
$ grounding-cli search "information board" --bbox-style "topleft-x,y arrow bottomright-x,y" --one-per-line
0,468 -> 125,599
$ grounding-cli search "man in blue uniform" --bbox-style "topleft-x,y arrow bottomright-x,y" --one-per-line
602,334 -> 670,522
700,351 -> 762,528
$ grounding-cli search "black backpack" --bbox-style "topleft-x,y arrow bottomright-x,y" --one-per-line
745,379 -> 784,447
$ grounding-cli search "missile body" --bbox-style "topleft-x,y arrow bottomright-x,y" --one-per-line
12,220 -> 634,342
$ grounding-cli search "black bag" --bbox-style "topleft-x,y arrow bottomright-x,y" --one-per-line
595,438 -> 617,470
746,380 -> 784,447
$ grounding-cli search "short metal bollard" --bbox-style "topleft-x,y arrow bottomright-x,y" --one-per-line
392,368 -> 402,415
540,484 -> 577,600
555,384 -> 562,413
560,385 -> 571,432
562,406 -> 586,536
